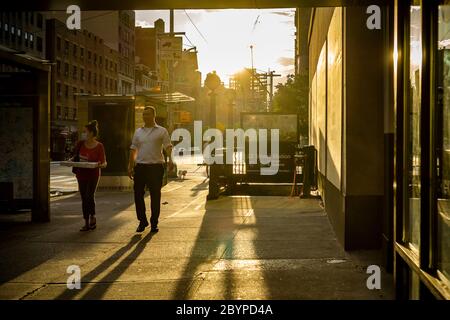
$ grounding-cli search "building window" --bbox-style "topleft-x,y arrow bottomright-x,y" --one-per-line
94,53 -> 97,65
64,40 -> 69,54
80,68 -> 84,81
11,26 -> 15,43
37,13 -> 43,29
56,82 -> 61,97
64,63 -> 69,77
99,56 -> 102,66
36,36 -> 42,52
56,60 -> 61,74
88,71 -> 91,83
29,33 -> 33,49
73,44 -> 77,57
56,106 -> 62,119
88,50 -> 91,61
64,85 -> 69,98
17,28 -> 21,45
72,87 -> 77,101
80,47 -> 84,58
73,108 -> 77,120
105,58 -> 108,70
64,107 -> 69,120
72,66 -> 77,80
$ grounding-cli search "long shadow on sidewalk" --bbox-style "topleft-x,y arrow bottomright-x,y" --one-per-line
0,192 -> 135,288
56,233 -> 155,299
172,196 -> 252,299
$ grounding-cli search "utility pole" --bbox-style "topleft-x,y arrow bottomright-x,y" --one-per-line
169,9 -> 174,94
249,45 -> 254,109
267,70 -> 281,111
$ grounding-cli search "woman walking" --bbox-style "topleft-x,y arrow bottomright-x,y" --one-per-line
72,120 -> 107,231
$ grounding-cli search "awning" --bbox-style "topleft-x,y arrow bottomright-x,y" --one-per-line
141,92 -> 195,104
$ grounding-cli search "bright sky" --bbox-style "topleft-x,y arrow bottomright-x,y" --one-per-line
135,9 -> 296,87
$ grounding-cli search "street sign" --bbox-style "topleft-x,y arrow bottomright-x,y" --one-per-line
160,51 -> 182,60
179,111 -> 192,123
159,36 -> 182,51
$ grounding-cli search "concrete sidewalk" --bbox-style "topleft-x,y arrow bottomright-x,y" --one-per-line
0,171 -> 393,300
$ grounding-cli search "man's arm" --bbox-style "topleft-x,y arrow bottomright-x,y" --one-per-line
163,129 -> 173,170
128,130 -> 140,179
128,149 -> 137,179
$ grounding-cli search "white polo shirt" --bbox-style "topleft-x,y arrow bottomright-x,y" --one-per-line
130,124 -> 172,164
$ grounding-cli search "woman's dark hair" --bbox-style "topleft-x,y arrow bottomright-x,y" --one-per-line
85,120 -> 99,137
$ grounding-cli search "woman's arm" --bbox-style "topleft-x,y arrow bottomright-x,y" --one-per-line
97,143 -> 107,168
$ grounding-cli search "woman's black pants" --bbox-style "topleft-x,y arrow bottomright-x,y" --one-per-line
77,177 -> 99,220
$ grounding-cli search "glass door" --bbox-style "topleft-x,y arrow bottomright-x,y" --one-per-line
407,1 -> 422,253
436,2 -> 450,288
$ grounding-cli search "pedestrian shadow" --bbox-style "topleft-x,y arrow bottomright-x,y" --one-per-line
190,180 -> 209,197
56,232 -> 154,300
0,192 -> 136,287
172,196 -> 252,299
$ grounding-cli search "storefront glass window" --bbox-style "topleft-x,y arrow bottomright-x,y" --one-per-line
407,4 -> 422,252
437,3 -> 450,285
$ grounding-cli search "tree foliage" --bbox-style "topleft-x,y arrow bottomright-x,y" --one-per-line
272,74 -> 309,139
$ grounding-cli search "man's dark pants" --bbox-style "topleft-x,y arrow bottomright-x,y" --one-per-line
133,163 -> 165,227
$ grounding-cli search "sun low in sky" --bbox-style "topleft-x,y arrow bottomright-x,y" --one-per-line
135,9 -> 296,87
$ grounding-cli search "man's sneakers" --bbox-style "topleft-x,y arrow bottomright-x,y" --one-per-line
136,220 -> 149,233
136,221 -> 159,233
150,226 -> 159,233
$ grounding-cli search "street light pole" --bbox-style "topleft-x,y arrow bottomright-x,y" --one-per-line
209,90 -> 216,129
205,71 -> 221,129
169,9 -> 174,94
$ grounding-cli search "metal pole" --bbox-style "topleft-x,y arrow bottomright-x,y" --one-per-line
250,45 -> 254,108
210,90 -> 216,128
169,9 -> 174,94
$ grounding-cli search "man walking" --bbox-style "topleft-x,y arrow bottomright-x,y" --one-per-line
128,106 -> 173,233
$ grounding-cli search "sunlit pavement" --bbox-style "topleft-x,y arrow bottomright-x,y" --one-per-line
0,161 -> 393,300
50,162 -> 79,195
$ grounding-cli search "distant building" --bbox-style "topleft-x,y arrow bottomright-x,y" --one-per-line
67,11 -> 135,94
0,12 -> 46,68
134,56 -> 158,93
135,19 -> 164,71
135,19 -> 201,132
45,18 -> 119,160
174,48 -> 201,96
229,68 -> 268,113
